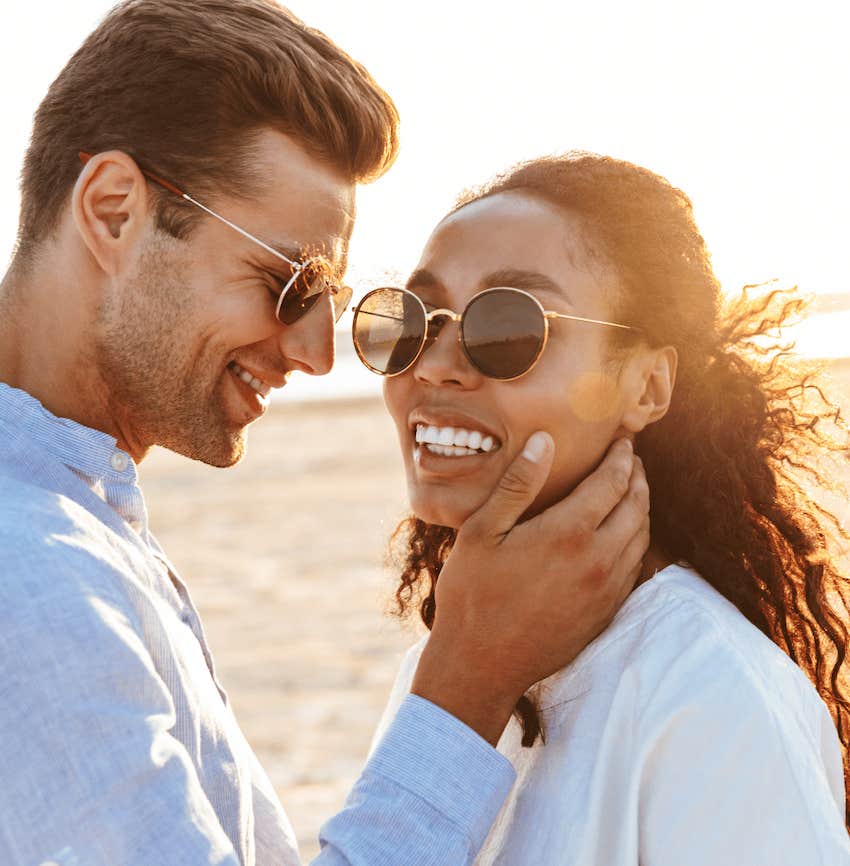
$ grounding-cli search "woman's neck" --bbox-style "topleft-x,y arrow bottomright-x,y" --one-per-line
636,542 -> 674,590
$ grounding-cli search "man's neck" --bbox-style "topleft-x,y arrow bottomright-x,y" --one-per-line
0,257 -> 141,458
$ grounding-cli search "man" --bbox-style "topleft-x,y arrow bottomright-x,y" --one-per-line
0,2 -> 650,864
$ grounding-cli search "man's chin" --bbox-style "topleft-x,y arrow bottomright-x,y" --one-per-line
160,426 -> 247,468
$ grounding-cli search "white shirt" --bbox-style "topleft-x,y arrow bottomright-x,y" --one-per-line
373,564 -> 850,865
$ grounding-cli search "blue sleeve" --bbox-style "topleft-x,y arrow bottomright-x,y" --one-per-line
314,694 -> 516,866
0,535 -> 242,866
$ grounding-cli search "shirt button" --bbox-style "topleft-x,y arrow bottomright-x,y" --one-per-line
110,452 -> 129,472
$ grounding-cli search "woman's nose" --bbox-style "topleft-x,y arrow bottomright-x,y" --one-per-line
413,316 -> 481,388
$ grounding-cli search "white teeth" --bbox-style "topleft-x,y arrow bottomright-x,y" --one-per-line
415,424 -> 500,454
424,443 -> 480,458
230,362 -> 271,398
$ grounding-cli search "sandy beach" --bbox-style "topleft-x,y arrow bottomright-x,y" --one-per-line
139,358 -> 850,860
141,393 -> 418,858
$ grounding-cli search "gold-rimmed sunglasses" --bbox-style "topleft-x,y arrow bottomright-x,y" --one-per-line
352,285 -> 638,381
78,151 -> 352,325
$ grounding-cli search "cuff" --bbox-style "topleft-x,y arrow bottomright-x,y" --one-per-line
366,693 -> 516,851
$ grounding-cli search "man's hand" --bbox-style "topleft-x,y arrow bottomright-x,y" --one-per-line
411,433 -> 650,745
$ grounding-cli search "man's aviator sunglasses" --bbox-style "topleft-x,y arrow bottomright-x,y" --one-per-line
352,286 -> 638,381
78,152 -> 352,326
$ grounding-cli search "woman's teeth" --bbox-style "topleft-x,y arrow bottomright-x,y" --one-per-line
229,361 -> 271,397
415,424 -> 499,457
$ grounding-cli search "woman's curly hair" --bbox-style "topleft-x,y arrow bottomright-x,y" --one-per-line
388,152 -> 850,823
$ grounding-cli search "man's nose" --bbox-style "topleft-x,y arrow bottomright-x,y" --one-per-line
276,293 -> 335,376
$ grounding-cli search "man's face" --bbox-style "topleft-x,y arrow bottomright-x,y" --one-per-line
96,129 -> 355,466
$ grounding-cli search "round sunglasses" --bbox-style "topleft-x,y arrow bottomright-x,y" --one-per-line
352,286 -> 638,381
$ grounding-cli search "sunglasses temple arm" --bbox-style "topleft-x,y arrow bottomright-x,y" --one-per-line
177,194 -> 301,271
547,312 -> 635,331
79,151 -> 300,271
356,311 -> 406,323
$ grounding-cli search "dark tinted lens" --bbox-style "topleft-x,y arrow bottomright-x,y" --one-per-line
462,288 -> 546,379
332,285 -> 353,322
277,263 -> 328,325
353,288 -> 426,375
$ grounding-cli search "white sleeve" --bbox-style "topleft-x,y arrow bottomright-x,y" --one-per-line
638,660 -> 850,866
367,636 -> 428,757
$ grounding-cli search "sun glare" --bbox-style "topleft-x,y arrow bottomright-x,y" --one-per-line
1,1 -> 847,388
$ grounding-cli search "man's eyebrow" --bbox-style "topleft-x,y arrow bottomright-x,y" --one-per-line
266,240 -> 308,263
482,269 -> 572,305
264,240 -> 346,280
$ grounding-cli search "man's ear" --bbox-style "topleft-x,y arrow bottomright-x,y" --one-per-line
621,345 -> 678,434
71,151 -> 152,276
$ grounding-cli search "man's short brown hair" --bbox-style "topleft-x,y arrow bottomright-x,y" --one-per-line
16,0 -> 399,261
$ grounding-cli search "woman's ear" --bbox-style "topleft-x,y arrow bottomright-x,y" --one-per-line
71,150 -> 152,277
621,345 -> 678,434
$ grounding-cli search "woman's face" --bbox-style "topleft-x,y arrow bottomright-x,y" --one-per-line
384,191 -> 640,529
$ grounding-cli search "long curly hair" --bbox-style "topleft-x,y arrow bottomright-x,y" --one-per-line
388,152 -> 850,822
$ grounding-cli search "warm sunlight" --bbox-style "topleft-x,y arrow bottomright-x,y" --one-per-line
3,6 -> 850,860
2,1 -> 847,401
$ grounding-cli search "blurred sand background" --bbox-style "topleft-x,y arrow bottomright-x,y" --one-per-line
140,356 -> 850,861
141,392 -> 418,859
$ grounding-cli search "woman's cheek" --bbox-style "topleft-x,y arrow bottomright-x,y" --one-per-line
565,370 -> 622,423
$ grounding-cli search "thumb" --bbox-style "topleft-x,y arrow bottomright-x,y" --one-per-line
466,431 -> 554,540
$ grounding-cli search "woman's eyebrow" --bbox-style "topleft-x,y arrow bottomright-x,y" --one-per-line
483,268 -> 572,305
405,268 -> 441,292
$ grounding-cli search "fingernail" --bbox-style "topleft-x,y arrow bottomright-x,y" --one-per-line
522,432 -> 551,463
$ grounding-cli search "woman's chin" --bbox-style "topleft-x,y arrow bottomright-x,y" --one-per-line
409,491 -> 481,530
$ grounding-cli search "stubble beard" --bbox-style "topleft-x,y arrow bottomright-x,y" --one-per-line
94,240 -> 246,468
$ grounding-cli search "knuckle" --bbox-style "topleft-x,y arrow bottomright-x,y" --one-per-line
584,551 -> 615,586
565,516 -> 594,548
631,474 -> 650,506
459,519 -> 485,546
498,468 -> 530,499
610,467 -> 631,498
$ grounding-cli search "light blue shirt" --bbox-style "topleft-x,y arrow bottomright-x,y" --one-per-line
0,382 -> 515,866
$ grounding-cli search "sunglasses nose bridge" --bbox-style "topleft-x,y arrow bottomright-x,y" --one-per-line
413,308 -> 482,385
423,308 -> 461,349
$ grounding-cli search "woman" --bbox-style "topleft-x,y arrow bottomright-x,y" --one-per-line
352,152 -> 850,863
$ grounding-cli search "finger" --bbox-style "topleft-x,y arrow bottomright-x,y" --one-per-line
610,512 -> 651,608
597,455 -> 650,556
465,431 -> 555,540
536,438 -> 635,535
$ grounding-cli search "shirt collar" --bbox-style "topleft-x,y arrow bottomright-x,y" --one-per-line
0,381 -> 139,484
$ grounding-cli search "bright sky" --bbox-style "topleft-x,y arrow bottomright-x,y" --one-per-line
2,1 -> 848,392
